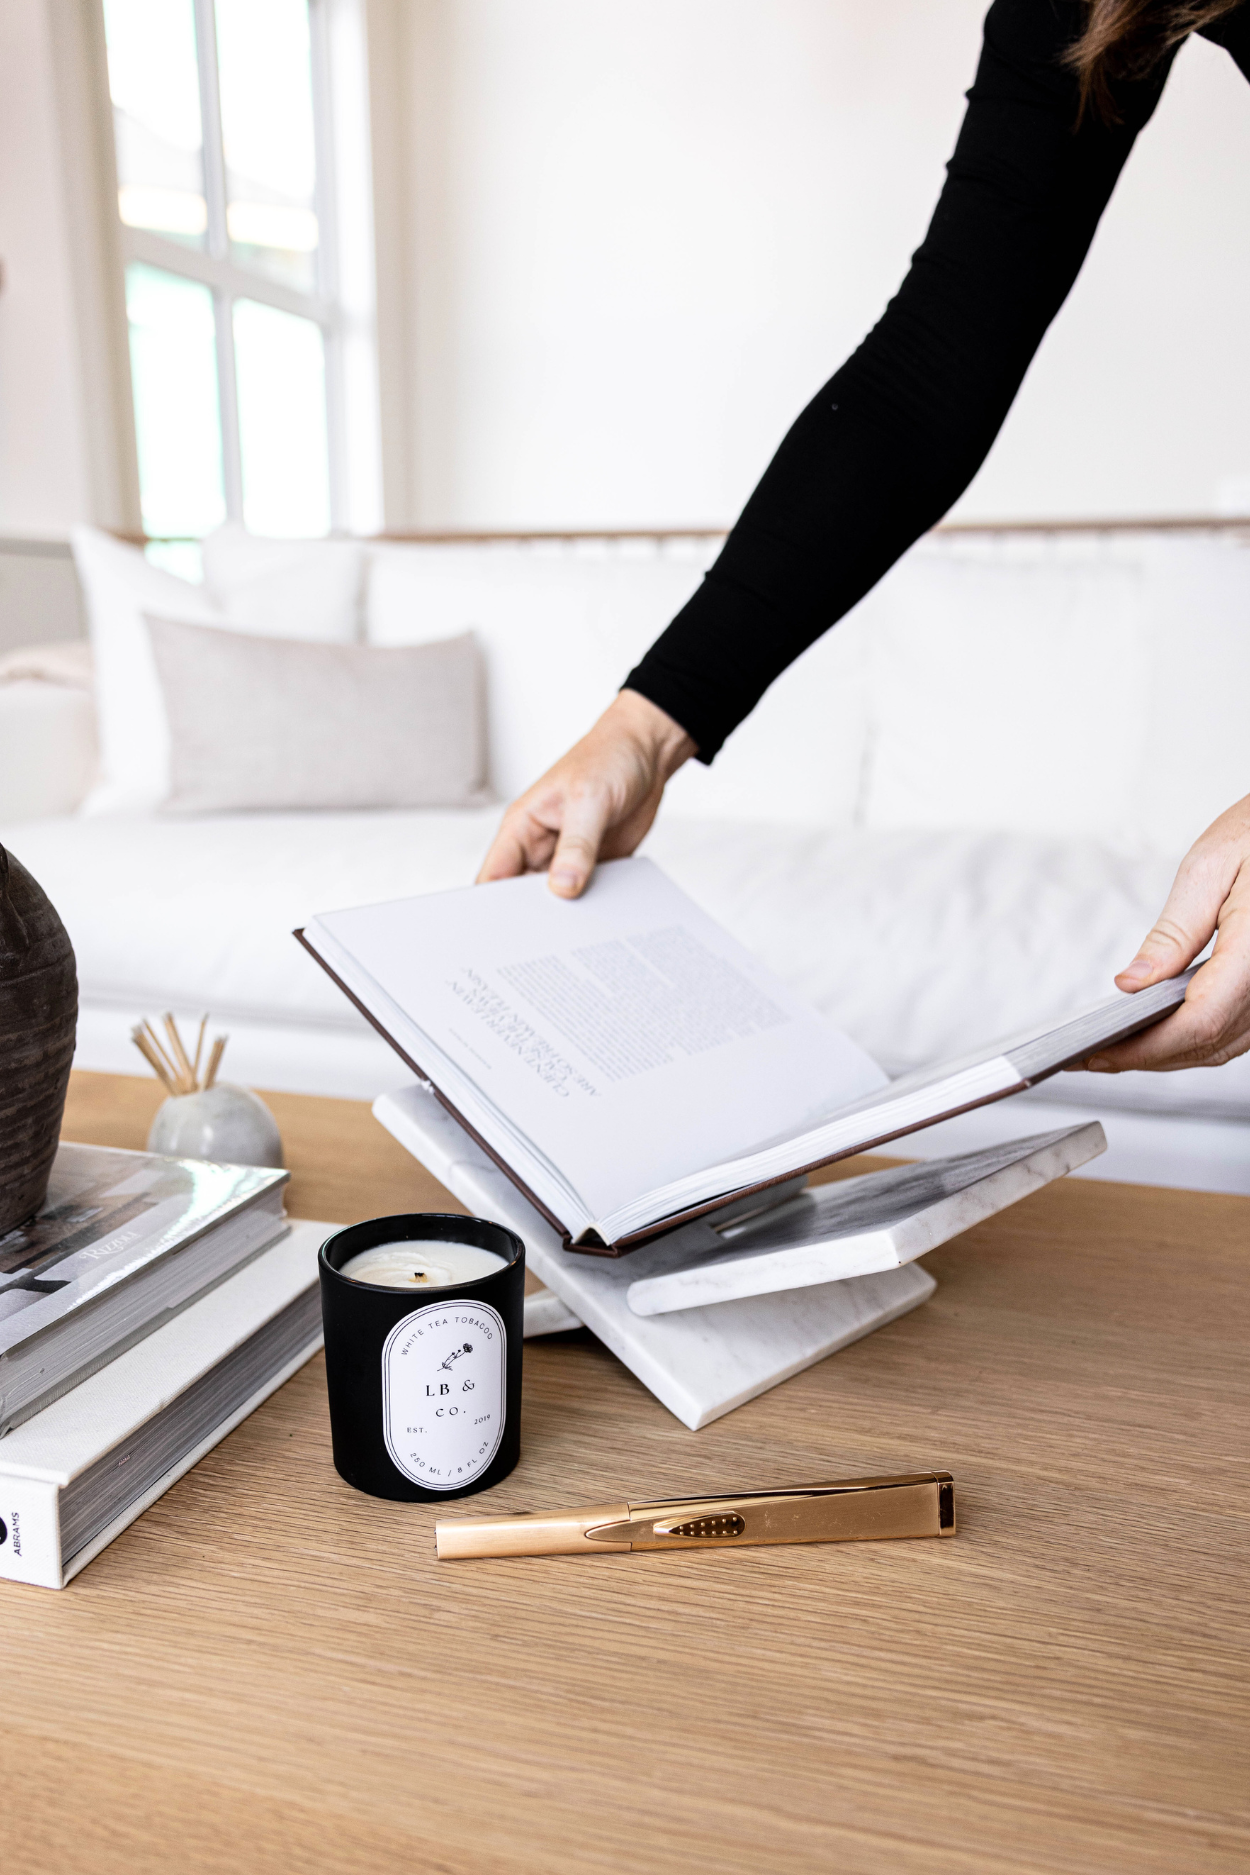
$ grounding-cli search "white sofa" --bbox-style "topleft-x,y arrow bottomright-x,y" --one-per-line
3,523 -> 1248,1194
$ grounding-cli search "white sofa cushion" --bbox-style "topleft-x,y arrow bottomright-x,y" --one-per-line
366,538 -> 876,826
1135,535 -> 1250,858
861,536 -> 1153,847
4,807 -> 502,1034
861,530 -> 1250,863
0,683 -> 98,822
8,807 -> 1246,1124
644,817 -> 1250,1123
201,522 -> 365,640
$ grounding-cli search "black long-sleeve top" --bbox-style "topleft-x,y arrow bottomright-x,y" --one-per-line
625,0 -> 1250,761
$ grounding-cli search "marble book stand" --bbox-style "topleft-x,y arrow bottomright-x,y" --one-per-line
625,1125 -> 1106,1317
374,1084 -> 1102,1430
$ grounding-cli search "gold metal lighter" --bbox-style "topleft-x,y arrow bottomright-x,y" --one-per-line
435,1470 -> 955,1560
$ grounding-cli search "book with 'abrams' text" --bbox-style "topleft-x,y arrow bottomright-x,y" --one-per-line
0,1142 -> 289,1433
297,858 -> 1193,1255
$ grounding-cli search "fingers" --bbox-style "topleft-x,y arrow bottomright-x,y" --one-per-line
1089,927 -> 1250,1073
1115,862 -> 1224,991
547,786 -> 615,898
475,804 -> 558,884
474,795 -> 562,881
1115,799 -> 1250,992
476,822 -> 530,884
474,691 -> 697,898
1093,847 -> 1250,1071
1086,1011 -> 1250,1073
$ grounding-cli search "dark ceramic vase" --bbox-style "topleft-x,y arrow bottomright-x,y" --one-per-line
0,844 -> 77,1234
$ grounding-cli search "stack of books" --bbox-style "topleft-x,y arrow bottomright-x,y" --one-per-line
0,1142 -> 326,1590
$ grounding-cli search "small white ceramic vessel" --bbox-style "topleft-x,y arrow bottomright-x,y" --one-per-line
146,1083 -> 284,1168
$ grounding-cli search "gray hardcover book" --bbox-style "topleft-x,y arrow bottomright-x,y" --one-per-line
0,1142 -> 288,1433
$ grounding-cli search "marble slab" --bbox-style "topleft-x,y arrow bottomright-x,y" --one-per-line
523,1288 -> 584,1337
373,1083 -> 935,1431
627,1124 -> 1107,1317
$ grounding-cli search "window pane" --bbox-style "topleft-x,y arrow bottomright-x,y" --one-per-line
214,0 -> 320,292
125,264 -> 226,538
233,299 -> 331,536
104,0 -> 206,247
144,541 -> 205,583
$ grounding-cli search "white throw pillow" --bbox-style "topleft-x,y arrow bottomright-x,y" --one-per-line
72,527 -> 221,815
147,616 -> 488,812
72,526 -> 367,815
200,522 -> 364,640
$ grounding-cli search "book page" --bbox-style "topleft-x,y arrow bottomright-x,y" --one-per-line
309,860 -> 886,1227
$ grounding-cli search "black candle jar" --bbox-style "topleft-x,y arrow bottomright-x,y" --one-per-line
319,1214 -> 525,1502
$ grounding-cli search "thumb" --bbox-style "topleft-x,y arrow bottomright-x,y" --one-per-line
547,789 -> 612,899
1115,856 -> 1227,991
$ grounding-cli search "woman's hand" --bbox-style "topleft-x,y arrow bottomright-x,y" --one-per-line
477,689 -> 697,898
1080,792 -> 1250,1073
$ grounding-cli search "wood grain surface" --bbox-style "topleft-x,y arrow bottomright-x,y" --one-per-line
1,1069 -> 1246,1875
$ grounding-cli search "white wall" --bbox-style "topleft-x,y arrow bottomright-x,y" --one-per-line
3,1 -> 1248,539
396,0 -> 1250,530
0,0 -> 96,533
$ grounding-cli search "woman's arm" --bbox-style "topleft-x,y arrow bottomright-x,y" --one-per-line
624,0 -> 1179,759
479,0 -> 1180,892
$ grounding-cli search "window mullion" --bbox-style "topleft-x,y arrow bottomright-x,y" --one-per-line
307,0 -> 338,306
193,0 -> 228,258
214,292 -> 244,523
192,0 -> 241,521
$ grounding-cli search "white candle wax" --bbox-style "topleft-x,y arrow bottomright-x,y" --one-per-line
338,1240 -> 506,1289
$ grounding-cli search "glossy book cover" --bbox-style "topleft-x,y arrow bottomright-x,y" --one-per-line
0,1143 -> 287,1360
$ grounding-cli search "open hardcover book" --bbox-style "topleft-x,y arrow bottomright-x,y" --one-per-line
297,858 -> 1193,1255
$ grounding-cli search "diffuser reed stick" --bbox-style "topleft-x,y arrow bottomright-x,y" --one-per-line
203,1036 -> 227,1090
141,1018 -> 180,1086
131,1014 -> 229,1096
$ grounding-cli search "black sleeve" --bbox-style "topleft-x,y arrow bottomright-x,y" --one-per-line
625,0 -> 1177,760
1200,7 -> 1250,81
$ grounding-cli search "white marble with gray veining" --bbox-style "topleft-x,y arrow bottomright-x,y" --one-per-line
373,1082 -> 936,1431
522,1288 -> 584,1337
627,1124 -> 1106,1317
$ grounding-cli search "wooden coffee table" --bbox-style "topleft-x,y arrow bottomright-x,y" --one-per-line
1,1070 -> 1247,1875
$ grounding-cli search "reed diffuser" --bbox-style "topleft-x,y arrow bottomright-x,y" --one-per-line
134,1014 -> 283,1169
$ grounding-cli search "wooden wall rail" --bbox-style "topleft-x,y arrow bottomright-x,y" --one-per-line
114,515 -> 1250,549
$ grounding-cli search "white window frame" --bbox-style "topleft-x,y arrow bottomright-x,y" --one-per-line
102,0 -> 381,539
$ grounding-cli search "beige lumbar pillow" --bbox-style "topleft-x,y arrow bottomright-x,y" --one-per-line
146,615 -> 489,813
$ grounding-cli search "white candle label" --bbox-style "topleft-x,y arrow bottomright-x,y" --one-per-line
381,1300 -> 506,1490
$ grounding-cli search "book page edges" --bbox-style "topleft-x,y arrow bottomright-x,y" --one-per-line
59,1334 -> 322,1588
590,1059 -> 1026,1251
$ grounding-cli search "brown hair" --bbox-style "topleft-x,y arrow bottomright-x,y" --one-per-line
1067,0 -> 1243,120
